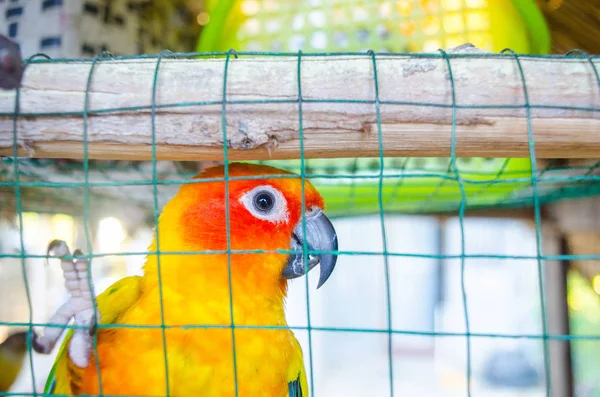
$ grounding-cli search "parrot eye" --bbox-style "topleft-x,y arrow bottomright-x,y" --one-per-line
254,191 -> 275,212
240,185 -> 289,224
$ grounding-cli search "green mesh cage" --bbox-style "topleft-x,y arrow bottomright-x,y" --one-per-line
1,3 -> 600,395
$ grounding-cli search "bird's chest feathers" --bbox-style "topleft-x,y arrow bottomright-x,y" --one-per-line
136,271 -> 286,324
97,265 -> 297,395
105,289 -> 296,396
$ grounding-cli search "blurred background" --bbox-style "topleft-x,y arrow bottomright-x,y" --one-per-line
1,0 -> 600,396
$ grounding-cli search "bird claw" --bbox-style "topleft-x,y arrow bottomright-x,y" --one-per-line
46,239 -> 70,260
33,239 -> 96,368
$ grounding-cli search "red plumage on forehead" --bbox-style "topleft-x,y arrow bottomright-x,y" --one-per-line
177,163 -> 324,252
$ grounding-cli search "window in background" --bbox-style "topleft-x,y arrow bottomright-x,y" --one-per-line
286,214 -> 548,396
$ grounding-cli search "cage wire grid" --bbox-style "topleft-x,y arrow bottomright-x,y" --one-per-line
0,48 -> 599,397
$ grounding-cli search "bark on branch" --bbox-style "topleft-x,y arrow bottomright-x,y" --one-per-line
1,47 -> 599,160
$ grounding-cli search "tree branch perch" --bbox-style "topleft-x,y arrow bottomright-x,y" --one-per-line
1,49 -> 599,160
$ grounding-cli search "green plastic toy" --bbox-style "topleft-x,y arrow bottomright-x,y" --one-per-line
194,0 -> 552,216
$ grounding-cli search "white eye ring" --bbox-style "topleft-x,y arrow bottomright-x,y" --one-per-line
239,185 -> 289,224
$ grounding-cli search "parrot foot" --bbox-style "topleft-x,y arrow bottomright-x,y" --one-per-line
32,239 -> 96,368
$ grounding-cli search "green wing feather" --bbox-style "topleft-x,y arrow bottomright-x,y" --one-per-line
43,328 -> 72,394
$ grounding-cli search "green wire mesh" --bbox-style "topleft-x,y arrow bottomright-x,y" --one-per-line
3,157 -> 600,219
0,48 -> 599,397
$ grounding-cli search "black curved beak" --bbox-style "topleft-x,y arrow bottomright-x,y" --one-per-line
281,209 -> 338,289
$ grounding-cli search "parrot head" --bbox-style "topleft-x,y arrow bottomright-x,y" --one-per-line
154,162 -> 338,291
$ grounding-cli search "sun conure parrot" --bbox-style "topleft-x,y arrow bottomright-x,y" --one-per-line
29,162 -> 339,397
0,330 -> 27,392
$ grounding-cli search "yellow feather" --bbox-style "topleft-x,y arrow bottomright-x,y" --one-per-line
46,164 -> 322,396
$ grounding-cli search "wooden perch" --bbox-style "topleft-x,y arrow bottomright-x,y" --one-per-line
1,45 -> 599,160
